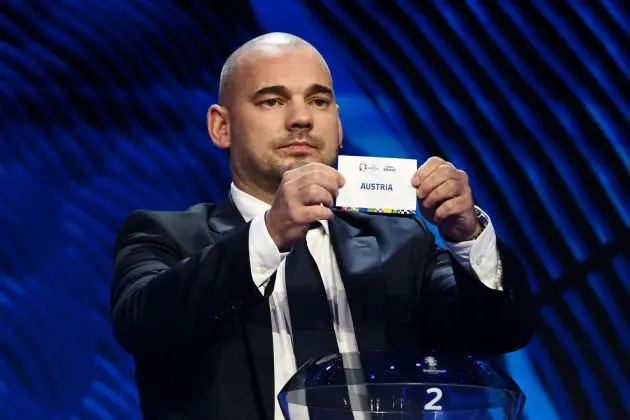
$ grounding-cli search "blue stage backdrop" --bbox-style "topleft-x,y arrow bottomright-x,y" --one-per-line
0,1 -> 628,419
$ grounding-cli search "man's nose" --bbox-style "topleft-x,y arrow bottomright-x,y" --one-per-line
286,101 -> 313,131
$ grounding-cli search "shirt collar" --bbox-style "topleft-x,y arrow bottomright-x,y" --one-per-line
229,182 -> 330,235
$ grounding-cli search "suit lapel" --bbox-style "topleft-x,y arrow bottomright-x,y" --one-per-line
207,196 -> 275,420
330,211 -> 385,351
206,194 -> 247,235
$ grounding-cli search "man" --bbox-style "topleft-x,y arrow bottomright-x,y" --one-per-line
110,32 -> 533,420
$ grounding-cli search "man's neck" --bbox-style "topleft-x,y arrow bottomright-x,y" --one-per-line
232,177 -> 276,205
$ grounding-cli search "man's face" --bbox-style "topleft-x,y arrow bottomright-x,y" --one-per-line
226,46 -> 342,189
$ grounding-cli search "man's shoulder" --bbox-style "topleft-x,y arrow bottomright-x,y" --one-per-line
115,203 -> 222,250
137,203 -> 218,224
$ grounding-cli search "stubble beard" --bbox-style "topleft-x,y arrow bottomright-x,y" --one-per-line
241,145 -> 339,195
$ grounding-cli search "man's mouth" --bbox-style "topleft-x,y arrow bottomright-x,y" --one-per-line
280,141 -> 316,152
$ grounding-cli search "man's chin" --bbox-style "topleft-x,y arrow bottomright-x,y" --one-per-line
282,154 -> 336,169
264,155 -> 337,188
285,159 -> 313,171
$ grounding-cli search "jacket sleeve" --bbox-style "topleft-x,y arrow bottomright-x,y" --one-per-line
416,220 -> 535,355
110,210 -> 267,355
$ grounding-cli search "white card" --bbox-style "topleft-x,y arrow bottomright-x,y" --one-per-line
335,155 -> 418,215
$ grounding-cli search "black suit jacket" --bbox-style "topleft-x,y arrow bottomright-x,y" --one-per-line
110,196 -> 534,420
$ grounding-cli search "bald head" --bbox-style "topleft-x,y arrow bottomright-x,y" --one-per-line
218,32 -> 330,106
207,32 -> 342,203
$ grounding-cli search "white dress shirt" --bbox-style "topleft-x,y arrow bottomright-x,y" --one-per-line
229,182 -> 502,419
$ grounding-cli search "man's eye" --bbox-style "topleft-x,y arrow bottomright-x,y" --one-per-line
260,99 -> 280,107
311,98 -> 330,107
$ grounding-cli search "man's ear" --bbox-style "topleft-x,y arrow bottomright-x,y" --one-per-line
337,104 -> 343,149
208,104 -> 230,149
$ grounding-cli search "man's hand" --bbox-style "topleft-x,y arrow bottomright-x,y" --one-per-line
411,156 -> 481,242
266,163 -> 345,250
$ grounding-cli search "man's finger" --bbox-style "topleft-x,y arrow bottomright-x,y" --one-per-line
304,205 -> 334,222
302,185 -> 334,207
416,165 -> 462,199
285,163 -> 339,181
411,156 -> 450,188
299,163 -> 344,186
421,179 -> 467,209
433,194 -> 471,225
298,170 -> 341,197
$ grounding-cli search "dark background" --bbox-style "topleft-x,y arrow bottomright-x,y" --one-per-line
0,1 -> 628,419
